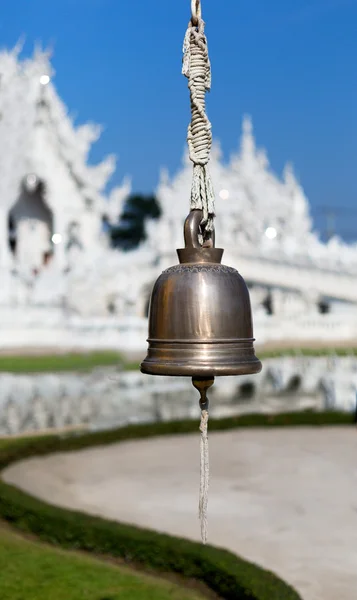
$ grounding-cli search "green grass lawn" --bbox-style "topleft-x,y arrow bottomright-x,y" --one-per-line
0,352 -> 133,373
0,523 -> 205,600
259,347 -> 357,359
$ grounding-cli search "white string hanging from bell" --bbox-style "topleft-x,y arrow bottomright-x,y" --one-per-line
199,395 -> 209,544
192,376 -> 213,546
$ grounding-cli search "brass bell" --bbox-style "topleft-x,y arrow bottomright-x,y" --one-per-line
141,210 -> 262,378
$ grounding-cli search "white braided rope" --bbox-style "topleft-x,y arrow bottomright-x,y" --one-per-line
199,407 -> 209,544
183,17 -> 215,235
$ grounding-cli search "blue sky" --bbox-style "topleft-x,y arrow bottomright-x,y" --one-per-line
1,0 -> 357,240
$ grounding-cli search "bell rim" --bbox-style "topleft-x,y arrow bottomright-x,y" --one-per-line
140,358 -> 263,377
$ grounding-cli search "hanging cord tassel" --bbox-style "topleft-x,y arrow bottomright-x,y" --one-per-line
183,3 -> 215,239
193,377 -> 214,544
199,402 -> 209,544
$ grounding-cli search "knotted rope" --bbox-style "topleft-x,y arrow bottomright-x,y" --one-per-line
183,7 -> 215,239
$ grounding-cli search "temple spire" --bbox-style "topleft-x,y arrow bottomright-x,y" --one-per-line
240,115 -> 256,164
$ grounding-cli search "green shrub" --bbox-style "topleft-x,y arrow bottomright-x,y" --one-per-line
2,412 -> 351,599
0,410 -> 353,471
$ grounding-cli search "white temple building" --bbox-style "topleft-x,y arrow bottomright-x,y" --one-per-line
0,46 -> 357,352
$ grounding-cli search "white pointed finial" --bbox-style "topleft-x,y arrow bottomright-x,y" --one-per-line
241,115 -> 255,160
242,114 -> 253,135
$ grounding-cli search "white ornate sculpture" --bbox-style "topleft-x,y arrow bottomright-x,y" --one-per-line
152,115 -> 357,316
0,45 -> 132,317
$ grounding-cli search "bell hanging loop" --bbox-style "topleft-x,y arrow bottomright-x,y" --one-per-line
191,0 -> 202,25
184,209 -> 215,250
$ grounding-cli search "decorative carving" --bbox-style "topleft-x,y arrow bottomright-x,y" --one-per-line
163,265 -> 239,275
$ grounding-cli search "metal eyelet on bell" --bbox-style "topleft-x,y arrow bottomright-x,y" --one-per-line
141,209 -> 262,378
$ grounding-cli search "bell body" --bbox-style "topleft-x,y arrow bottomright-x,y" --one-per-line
141,212 -> 262,377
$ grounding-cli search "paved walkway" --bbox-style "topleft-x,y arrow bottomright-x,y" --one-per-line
4,427 -> 357,600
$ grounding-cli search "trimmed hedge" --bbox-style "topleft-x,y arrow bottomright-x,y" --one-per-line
0,487 -> 300,600
0,410 -> 353,466
1,412 -> 353,600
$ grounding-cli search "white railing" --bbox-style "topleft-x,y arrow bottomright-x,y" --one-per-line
0,312 -> 356,353
0,357 -> 356,437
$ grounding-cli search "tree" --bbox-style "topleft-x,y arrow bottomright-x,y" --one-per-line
110,194 -> 161,251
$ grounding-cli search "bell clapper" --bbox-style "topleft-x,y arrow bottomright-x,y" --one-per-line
192,377 -> 214,545
192,377 -> 214,411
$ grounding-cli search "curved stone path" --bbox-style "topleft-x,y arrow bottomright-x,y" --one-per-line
4,427 -> 357,600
